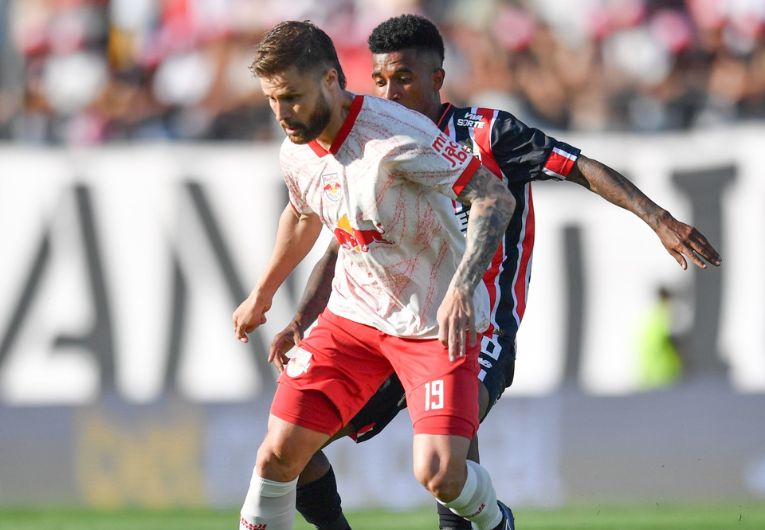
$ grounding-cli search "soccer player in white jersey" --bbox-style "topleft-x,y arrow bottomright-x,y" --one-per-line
266,14 -> 723,530
233,21 -> 517,530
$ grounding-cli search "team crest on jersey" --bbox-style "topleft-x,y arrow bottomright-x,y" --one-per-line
321,172 -> 342,202
286,347 -> 312,378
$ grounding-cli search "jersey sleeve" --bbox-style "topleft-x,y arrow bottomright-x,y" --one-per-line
279,144 -> 314,215
490,110 -> 581,184
386,117 -> 482,200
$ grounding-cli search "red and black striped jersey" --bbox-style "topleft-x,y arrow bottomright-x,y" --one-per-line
437,103 -> 581,340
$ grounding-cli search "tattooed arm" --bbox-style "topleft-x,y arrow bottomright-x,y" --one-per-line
438,166 -> 515,360
568,155 -> 721,270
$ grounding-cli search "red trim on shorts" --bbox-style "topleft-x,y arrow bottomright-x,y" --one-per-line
413,415 -> 476,439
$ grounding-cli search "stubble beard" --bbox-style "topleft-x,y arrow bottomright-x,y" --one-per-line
284,92 -> 332,144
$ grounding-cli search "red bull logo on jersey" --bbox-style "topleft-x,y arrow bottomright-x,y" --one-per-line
333,214 -> 393,253
321,172 -> 342,202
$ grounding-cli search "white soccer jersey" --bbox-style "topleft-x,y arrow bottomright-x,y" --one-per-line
280,95 -> 490,338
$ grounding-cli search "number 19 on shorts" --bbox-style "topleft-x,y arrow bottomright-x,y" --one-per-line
424,379 -> 444,411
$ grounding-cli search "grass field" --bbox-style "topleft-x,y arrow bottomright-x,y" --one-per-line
2,503 -> 765,530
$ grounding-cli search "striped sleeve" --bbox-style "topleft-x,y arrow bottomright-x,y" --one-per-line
488,110 -> 581,184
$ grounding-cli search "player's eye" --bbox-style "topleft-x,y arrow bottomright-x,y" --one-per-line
373,79 -> 386,87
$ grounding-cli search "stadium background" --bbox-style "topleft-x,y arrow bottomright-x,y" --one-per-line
1,0 -> 764,525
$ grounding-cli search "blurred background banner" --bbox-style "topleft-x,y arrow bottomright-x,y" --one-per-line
0,0 -> 763,512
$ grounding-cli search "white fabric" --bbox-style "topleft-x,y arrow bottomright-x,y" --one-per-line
439,461 -> 502,530
280,95 -> 490,338
240,474 -> 298,530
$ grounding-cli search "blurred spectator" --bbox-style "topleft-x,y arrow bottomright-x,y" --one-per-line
635,286 -> 684,390
0,0 -> 764,144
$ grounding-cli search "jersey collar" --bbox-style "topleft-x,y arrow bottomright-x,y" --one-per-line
436,102 -> 454,129
308,95 -> 364,157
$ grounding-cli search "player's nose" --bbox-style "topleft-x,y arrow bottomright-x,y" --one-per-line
383,83 -> 401,102
274,101 -> 292,121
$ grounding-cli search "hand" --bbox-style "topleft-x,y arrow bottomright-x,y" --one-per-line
655,212 -> 722,270
437,286 -> 478,362
269,320 -> 304,372
232,293 -> 272,343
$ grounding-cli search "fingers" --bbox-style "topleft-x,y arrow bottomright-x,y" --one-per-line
233,313 -> 266,343
660,220 -> 722,269
689,232 -> 722,266
686,248 -> 707,269
669,249 -> 687,270
445,318 -> 472,361
234,320 -> 250,343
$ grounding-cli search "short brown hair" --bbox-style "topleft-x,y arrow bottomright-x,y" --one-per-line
251,21 -> 347,89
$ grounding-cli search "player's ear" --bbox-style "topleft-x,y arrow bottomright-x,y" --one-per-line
323,68 -> 338,88
432,68 -> 445,91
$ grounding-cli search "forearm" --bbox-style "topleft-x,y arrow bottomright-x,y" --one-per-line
292,240 -> 339,333
254,205 -> 322,300
572,155 -> 668,230
452,172 -> 515,293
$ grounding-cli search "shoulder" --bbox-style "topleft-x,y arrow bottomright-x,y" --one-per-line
360,96 -> 440,138
442,104 -> 522,135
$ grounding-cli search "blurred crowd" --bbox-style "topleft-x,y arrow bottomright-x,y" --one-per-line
0,0 -> 763,144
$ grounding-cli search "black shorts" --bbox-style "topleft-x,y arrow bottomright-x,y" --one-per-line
347,334 -> 516,443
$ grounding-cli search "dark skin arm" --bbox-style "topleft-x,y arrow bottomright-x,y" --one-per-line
567,154 -> 722,269
269,239 -> 339,371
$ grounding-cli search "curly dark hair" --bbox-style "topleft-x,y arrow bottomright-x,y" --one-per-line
367,14 -> 445,65
252,20 -> 347,89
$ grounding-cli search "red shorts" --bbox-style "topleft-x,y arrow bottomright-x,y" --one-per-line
270,310 -> 479,438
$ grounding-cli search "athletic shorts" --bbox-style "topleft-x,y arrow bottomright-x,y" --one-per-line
348,332 -> 516,443
270,309 -> 480,439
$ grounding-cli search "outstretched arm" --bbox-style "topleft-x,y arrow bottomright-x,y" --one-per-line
233,204 -> 322,343
439,166 -> 516,361
269,240 -> 339,371
567,154 -> 722,270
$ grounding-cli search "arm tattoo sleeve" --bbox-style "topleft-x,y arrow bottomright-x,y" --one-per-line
452,166 -> 516,293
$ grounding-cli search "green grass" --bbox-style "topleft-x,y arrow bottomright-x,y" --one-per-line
1,503 -> 764,530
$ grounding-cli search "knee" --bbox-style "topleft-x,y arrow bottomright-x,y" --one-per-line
255,437 -> 306,482
413,454 -> 466,502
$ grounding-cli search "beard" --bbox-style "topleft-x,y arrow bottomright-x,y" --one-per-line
281,92 -> 332,144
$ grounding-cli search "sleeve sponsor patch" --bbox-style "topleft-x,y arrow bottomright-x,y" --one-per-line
432,132 -> 470,168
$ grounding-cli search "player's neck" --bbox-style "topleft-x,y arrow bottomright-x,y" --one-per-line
314,91 -> 356,151
424,96 -> 444,125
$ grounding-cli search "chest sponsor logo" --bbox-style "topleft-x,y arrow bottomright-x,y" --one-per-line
333,214 -> 393,253
321,172 -> 342,202
456,112 -> 486,128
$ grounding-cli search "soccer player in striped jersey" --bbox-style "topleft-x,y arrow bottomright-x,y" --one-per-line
269,14 -> 721,530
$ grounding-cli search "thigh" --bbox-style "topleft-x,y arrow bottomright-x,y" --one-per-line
272,311 -> 393,435
347,374 -> 407,442
256,414 -> 331,481
381,336 -> 480,439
